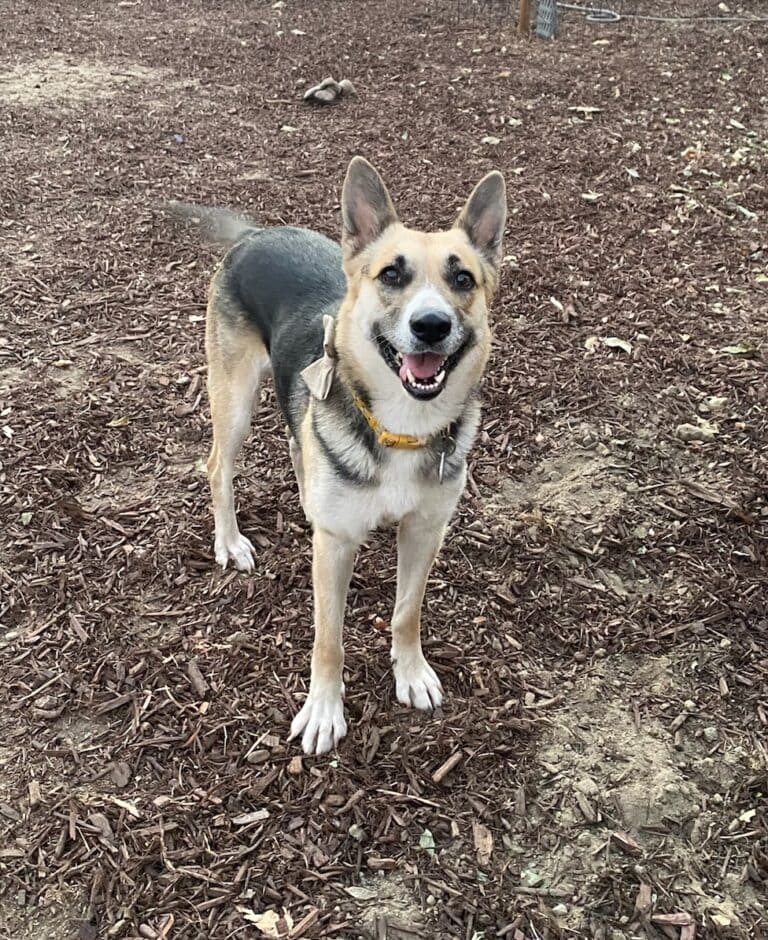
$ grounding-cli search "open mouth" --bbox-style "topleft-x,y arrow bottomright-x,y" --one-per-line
375,335 -> 462,400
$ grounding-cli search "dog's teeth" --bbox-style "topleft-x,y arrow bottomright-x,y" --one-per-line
406,368 -> 416,385
435,370 -> 446,385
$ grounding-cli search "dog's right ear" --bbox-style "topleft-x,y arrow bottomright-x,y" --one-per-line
341,157 -> 398,257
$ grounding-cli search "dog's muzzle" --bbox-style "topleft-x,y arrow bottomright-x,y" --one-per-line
374,331 -> 470,401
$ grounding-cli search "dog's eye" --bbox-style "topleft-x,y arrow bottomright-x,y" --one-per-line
453,270 -> 476,292
378,265 -> 403,287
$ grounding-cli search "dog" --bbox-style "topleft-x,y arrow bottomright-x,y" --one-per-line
169,157 -> 506,754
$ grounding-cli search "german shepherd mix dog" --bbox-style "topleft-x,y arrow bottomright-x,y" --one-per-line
171,158 -> 506,754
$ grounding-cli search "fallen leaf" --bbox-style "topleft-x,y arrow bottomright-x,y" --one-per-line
21,512 -> 32,526
345,885 -> 378,900
106,415 -> 131,428
110,796 -> 140,818
721,343 -> 758,358
419,828 -> 436,856
569,105 -> 602,115
600,336 -> 633,354
237,907 -> 294,937
481,135 -> 501,145
581,191 -> 603,202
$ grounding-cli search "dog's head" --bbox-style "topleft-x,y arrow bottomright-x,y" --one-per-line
336,157 -> 506,406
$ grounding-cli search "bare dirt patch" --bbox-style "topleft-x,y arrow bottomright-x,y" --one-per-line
520,654 -> 764,934
0,54 -> 161,106
493,447 -> 627,530
351,873 -> 426,935
0,887 -> 87,940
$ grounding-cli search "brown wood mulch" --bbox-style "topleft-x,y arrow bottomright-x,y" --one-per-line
0,1 -> 766,938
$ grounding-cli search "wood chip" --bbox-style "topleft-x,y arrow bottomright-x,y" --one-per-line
431,750 -> 463,784
611,831 -> 643,857
186,659 -> 209,698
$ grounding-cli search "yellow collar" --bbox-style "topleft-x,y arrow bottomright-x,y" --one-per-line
353,395 -> 448,450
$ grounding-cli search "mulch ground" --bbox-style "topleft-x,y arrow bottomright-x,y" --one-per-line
0,1 -> 766,939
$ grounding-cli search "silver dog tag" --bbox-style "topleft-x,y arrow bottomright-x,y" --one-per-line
437,435 -> 456,485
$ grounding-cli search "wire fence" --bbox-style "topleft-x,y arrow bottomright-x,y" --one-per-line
422,0 -> 768,38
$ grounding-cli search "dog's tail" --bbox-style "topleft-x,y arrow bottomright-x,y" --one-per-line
163,201 -> 258,245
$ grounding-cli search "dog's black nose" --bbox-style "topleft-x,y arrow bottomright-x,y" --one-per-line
410,310 -> 451,345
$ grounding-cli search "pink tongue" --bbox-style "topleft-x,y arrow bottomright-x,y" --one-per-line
399,352 -> 446,382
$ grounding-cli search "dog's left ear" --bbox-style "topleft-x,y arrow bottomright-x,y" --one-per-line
455,171 -> 507,269
341,156 -> 398,257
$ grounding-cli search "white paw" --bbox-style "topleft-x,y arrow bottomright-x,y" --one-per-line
214,532 -> 256,572
289,685 -> 347,755
393,652 -> 443,711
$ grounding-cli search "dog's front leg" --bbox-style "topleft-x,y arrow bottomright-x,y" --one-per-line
391,514 -> 446,711
290,527 -> 357,755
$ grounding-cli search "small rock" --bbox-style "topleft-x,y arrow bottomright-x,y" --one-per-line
287,755 -> 303,775
28,780 -> 42,809
246,749 -> 270,765
520,867 -> 544,887
700,395 -> 728,414
575,775 -> 600,797
303,75 -> 358,104
684,699 -> 696,712
552,904 -> 568,916
703,726 -> 719,743
675,421 -> 718,442
348,824 -> 366,842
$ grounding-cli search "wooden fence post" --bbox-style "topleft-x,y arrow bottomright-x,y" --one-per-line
518,0 -> 532,36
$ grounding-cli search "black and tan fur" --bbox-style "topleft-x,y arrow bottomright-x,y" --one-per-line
170,158 -> 506,754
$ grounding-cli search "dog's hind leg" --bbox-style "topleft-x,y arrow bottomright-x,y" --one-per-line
206,314 -> 269,572
390,514 -> 446,711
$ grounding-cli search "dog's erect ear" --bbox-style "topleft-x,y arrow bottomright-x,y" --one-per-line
455,171 -> 507,269
341,157 -> 398,257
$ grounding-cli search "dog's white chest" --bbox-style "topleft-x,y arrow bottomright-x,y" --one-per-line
306,449 -> 461,542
